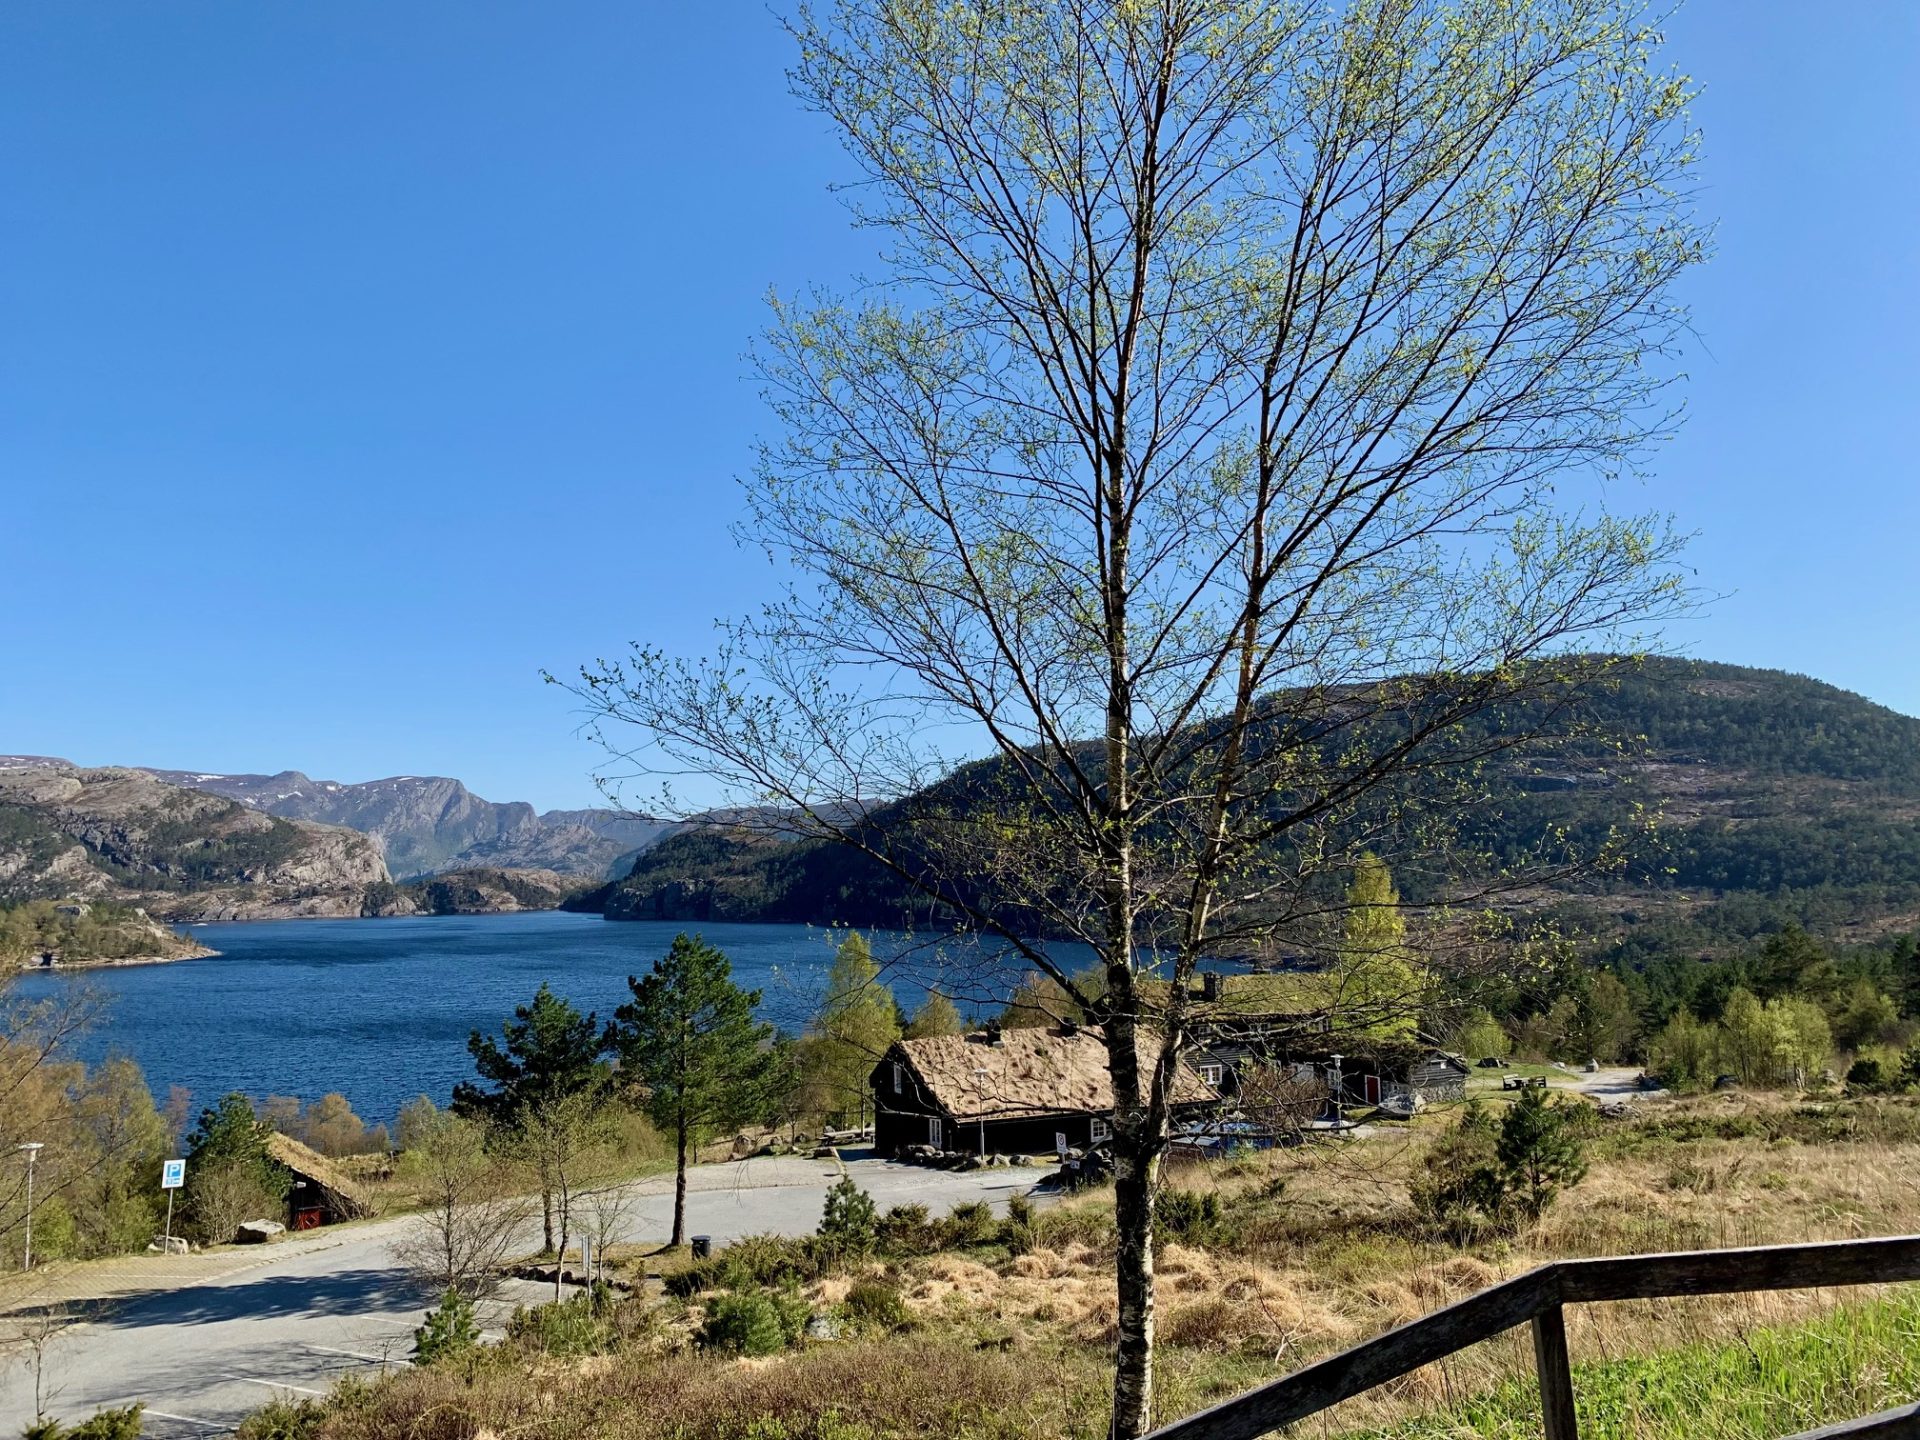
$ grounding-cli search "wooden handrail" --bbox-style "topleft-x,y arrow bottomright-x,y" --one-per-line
1144,1236 -> 1920,1440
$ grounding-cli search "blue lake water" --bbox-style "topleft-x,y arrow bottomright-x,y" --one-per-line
17,912 -> 1046,1126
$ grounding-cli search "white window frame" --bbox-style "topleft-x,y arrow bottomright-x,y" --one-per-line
892,1062 -> 903,1094
1198,1063 -> 1224,1087
1090,1116 -> 1111,1142
928,1116 -> 943,1149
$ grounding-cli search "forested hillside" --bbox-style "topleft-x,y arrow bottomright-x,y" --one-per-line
579,659 -> 1920,954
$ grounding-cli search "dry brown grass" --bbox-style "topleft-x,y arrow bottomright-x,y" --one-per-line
307,1339 -> 1110,1440
287,1091 -> 1920,1440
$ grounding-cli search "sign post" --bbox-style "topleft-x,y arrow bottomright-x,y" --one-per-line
160,1157 -> 186,1250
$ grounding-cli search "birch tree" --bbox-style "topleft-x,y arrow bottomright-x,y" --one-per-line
569,1 -> 1703,1429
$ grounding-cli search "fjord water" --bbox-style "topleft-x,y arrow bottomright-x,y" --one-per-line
17,912 -> 1028,1125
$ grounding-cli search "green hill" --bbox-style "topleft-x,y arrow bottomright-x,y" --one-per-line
577,658 -> 1920,954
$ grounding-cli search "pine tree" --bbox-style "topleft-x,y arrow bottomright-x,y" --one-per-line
1496,1086 -> 1588,1221
413,1289 -> 481,1365
452,983 -> 609,1125
452,983 -> 611,1253
609,934 -> 778,1246
817,1175 -> 878,1263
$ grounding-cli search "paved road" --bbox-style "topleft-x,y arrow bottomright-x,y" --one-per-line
0,1151 -> 1052,1437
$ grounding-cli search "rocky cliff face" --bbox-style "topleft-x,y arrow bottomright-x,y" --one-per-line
0,765 -> 389,922
142,769 -> 665,879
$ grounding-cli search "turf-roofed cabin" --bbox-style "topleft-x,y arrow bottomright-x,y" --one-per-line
871,1023 -> 1219,1158
1170,972 -> 1469,1107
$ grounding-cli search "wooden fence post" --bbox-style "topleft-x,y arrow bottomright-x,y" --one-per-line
1531,1303 -> 1579,1440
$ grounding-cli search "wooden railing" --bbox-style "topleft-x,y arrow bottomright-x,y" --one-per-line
1144,1236 -> 1920,1440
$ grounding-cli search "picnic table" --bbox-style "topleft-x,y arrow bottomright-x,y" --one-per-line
1501,1075 -> 1549,1091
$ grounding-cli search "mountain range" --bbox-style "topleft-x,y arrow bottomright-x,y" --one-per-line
573,659 -> 1920,958
3,758 -> 671,881
13,657 -> 1920,950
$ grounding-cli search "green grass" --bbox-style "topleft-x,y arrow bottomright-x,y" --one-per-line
1343,1290 -> 1920,1439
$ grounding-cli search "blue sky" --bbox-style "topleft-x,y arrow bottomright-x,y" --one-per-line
2,2 -> 1915,811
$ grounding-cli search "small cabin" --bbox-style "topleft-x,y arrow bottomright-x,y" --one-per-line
265,1132 -> 375,1230
872,1024 -> 1218,1158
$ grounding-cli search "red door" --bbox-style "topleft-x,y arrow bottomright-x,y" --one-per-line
1364,1075 -> 1381,1105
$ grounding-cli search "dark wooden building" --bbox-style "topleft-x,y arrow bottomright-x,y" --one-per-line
872,1024 -> 1219,1158
265,1132 -> 375,1231
1169,973 -> 1469,1108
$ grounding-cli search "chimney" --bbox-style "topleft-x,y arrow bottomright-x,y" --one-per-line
1201,971 -> 1222,1002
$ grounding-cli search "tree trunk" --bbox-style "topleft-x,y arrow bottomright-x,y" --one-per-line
1111,1136 -> 1158,1437
541,1186 -> 555,1257
671,1112 -> 688,1248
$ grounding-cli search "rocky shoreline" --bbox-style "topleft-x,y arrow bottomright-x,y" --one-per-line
17,939 -> 220,971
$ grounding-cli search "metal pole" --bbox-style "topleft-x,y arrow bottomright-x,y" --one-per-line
164,1188 -> 176,1251
18,1143 -> 44,1271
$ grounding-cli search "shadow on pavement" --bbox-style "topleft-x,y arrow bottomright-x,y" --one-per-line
90,1265 -> 432,1331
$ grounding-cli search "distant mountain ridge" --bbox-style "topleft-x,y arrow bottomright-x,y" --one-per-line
579,658 -> 1920,956
0,764 -> 388,922
134,768 -> 673,880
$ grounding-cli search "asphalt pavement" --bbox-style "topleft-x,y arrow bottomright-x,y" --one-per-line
0,1150 -> 1052,1437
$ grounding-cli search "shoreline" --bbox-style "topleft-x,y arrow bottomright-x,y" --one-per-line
16,942 -> 220,971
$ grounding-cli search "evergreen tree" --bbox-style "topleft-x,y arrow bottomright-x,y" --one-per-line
451,983 -> 610,1125
802,932 -> 900,1128
904,991 -> 964,1039
452,983 -> 611,1253
182,1093 -> 289,1241
413,1289 -> 481,1365
1496,1086 -> 1588,1221
608,934 -> 777,1246
817,1175 -> 878,1263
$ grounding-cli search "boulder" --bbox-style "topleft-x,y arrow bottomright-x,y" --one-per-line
234,1219 -> 286,1244
146,1235 -> 190,1255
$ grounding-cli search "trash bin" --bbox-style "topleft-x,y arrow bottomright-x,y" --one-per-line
691,1235 -> 712,1259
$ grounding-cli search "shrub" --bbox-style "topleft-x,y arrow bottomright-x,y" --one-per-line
843,1280 -> 911,1332
665,1234 -> 823,1297
236,1399 -> 328,1440
1154,1189 -> 1222,1245
1846,1057 -> 1888,1092
769,1286 -> 813,1346
818,1177 -> 879,1263
414,1289 -> 481,1365
1411,1103 -> 1506,1237
999,1192 -> 1038,1254
67,1407 -> 146,1440
508,1294 -> 609,1357
1033,1200 -> 1115,1250
879,1202 -> 935,1255
700,1291 -> 789,1356
941,1200 -> 996,1246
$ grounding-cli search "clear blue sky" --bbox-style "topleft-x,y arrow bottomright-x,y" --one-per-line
2,2 -> 1915,811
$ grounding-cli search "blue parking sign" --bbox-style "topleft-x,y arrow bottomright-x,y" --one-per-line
161,1158 -> 186,1190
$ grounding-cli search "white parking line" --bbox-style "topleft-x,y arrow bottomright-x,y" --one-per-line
221,1374 -> 327,1396
132,1407 -> 225,1430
